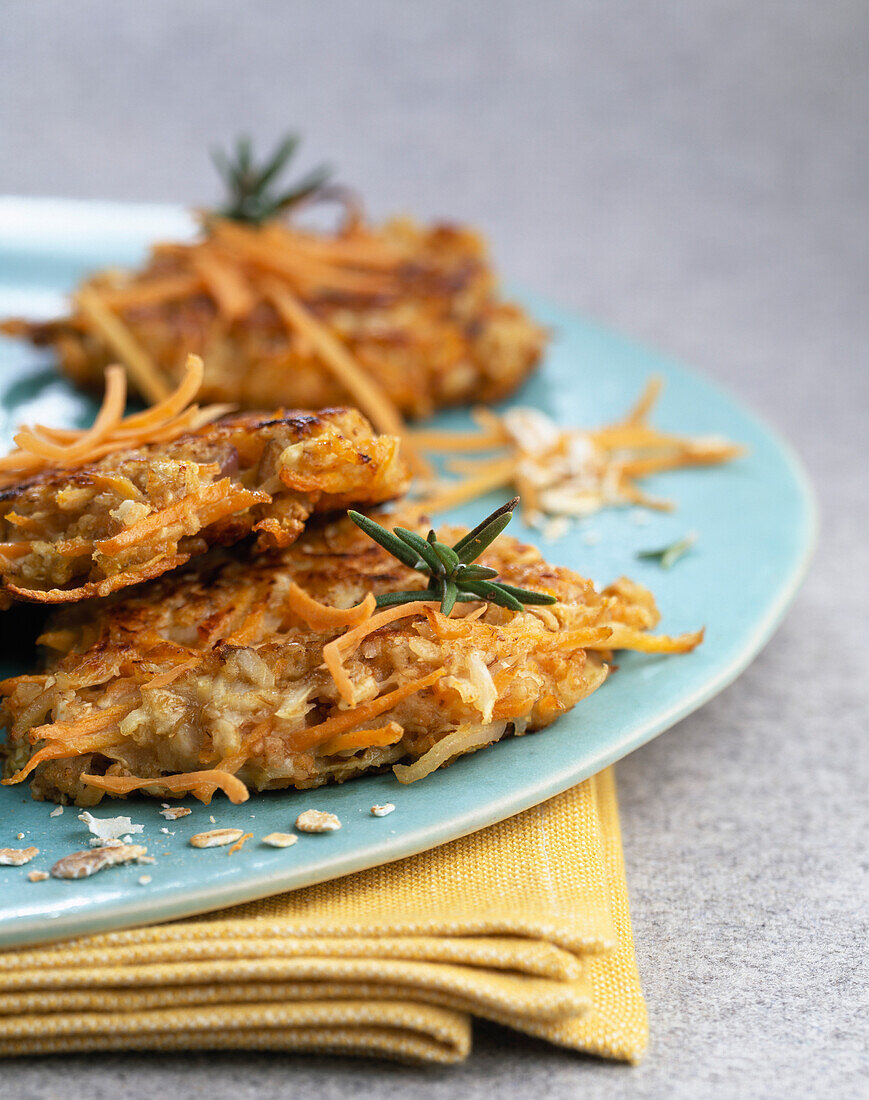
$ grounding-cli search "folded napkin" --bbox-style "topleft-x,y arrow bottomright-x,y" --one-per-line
0,767 -> 647,1064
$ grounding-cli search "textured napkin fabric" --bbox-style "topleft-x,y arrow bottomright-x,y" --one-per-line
0,767 -> 647,1064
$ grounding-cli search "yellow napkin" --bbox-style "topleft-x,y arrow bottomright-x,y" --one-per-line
0,767 -> 647,1064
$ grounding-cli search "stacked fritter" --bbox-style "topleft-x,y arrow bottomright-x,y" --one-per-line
0,408 -> 406,605
2,218 -> 546,421
1,487 -> 701,806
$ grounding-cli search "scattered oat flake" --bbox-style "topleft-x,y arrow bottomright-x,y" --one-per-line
370,804 -> 396,818
261,832 -> 298,849
0,847 -> 39,867
28,870 -> 49,883
49,806 -> 64,818
209,815 -> 216,824
228,832 -> 253,855
78,811 -> 144,847
138,874 -> 152,885
16,833 -> 25,841
159,806 -> 192,820
295,809 -> 341,833
51,844 -> 148,880
189,828 -> 245,849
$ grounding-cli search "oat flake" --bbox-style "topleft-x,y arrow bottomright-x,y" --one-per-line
261,832 -> 298,848
51,844 -> 148,880
0,847 -> 39,867
295,809 -> 341,833
189,829 -> 244,849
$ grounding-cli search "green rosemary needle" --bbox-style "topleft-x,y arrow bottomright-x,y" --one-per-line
211,133 -> 331,225
348,498 -> 558,614
636,531 -> 698,569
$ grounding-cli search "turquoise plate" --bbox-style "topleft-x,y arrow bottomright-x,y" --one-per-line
0,198 -> 815,949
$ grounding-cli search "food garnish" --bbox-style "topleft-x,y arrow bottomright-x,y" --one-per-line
371,804 -> 396,817
637,532 -> 698,569
227,831 -> 253,855
348,498 -> 558,614
211,133 -> 332,226
413,378 -> 743,522
0,355 -> 227,490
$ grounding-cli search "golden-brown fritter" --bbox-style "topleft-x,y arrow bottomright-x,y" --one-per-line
0,409 -> 407,605
0,514 -> 702,805
2,219 -> 546,419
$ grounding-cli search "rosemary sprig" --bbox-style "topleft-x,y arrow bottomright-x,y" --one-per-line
637,531 -> 698,569
348,498 -> 558,613
211,134 -> 331,225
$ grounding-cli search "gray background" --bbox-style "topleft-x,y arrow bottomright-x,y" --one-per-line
1,1 -> 866,1097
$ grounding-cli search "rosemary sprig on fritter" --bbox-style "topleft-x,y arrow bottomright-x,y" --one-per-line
211,134 -> 331,225
348,498 -> 558,614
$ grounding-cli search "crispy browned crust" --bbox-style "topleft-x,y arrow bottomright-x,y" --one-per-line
0,514 -> 668,805
3,220 -> 546,418
0,408 -> 408,604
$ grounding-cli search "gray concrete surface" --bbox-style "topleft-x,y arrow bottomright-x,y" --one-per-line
0,1 -> 866,1096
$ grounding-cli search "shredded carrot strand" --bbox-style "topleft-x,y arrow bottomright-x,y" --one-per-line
114,354 -> 207,431
13,365 -> 127,461
323,601 -> 440,702
96,274 -> 205,312
142,657 -> 201,691
600,625 -> 705,654
3,728 -> 127,785
0,355 -> 228,491
211,221 -> 395,294
0,673 -> 45,693
81,769 -> 250,805
228,832 -> 254,855
622,376 -> 663,425
415,456 -> 518,514
0,542 -> 32,560
617,446 -> 743,479
289,669 -> 445,752
190,247 -> 257,321
28,703 -> 130,745
285,583 -> 376,633
94,481 -> 269,557
222,608 -> 267,647
260,277 -> 429,477
261,223 -> 404,270
321,721 -> 404,756
75,287 -> 170,404
409,428 -> 507,452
